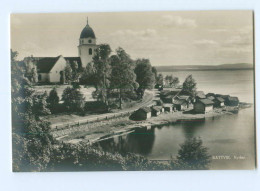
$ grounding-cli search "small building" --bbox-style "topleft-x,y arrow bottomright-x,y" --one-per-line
196,91 -> 206,99
173,99 -> 188,111
216,94 -> 230,102
151,106 -> 162,116
213,97 -> 225,108
225,96 -> 239,106
131,107 -> 152,121
164,104 -> 173,112
194,99 -> 214,113
163,94 -> 176,103
206,93 -> 215,97
207,96 -> 215,101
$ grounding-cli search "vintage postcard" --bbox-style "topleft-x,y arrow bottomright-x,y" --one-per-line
11,10 -> 255,171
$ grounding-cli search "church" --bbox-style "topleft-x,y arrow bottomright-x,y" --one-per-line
24,19 -> 97,83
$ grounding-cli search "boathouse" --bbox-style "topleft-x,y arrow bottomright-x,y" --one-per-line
131,107 -> 152,121
173,99 -> 188,111
151,106 -> 162,116
194,99 -> 214,113
225,96 -> 239,106
213,97 -> 225,108
164,104 -> 173,112
196,91 -> 206,99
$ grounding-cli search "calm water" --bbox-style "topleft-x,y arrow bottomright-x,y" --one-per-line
95,70 -> 255,170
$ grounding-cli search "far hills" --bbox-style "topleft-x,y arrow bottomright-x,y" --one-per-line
155,63 -> 253,72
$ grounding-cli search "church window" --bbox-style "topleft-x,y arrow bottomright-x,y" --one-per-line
88,39 -> 92,43
89,48 -> 92,55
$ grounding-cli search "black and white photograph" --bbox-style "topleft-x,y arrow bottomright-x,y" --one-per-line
11,10 -> 255,172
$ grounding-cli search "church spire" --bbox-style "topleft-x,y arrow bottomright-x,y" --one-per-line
87,17 -> 89,25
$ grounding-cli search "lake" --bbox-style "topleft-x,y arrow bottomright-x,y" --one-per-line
95,70 -> 255,170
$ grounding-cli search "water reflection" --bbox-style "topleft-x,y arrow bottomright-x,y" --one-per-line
94,107 -> 255,169
95,127 -> 155,156
179,118 -> 206,139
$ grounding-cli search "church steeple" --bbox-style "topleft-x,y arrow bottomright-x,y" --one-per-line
78,19 -> 97,68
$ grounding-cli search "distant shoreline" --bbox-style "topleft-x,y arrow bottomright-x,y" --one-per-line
154,63 -> 253,72
156,68 -> 253,72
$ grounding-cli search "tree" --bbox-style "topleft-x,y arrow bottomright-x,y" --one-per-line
81,63 -> 96,86
11,50 -> 54,172
156,73 -> 164,86
47,88 -> 60,114
92,44 -> 112,105
165,75 -> 179,87
152,66 -> 157,79
31,68 -> 38,84
171,77 -> 180,87
171,137 -> 211,170
134,59 -> 155,98
64,62 -> 73,84
110,47 -> 138,108
62,86 -> 85,112
182,75 -> 197,98
32,91 -> 51,116
71,61 -> 80,82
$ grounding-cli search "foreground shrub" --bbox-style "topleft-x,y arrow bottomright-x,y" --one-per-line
170,137 -> 211,170
62,86 -> 85,113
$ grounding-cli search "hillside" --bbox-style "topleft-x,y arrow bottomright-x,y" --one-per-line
155,63 -> 253,72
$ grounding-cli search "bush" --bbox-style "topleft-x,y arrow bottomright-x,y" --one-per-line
171,137 -> 211,170
84,101 -> 109,113
47,88 -> 60,114
32,91 -> 51,116
62,86 -> 85,113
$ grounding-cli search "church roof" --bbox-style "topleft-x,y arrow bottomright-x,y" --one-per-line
80,23 -> 96,39
36,56 -> 61,73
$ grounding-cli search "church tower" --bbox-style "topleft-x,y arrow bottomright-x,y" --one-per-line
78,18 -> 97,68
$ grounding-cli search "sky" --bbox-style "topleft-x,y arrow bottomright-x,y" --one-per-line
11,10 -> 254,66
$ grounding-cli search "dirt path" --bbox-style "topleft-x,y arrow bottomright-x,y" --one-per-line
47,90 -> 155,128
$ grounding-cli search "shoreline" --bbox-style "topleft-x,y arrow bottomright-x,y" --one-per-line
53,104 -> 252,145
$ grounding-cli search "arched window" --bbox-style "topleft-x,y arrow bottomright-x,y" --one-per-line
89,48 -> 92,55
88,39 -> 92,43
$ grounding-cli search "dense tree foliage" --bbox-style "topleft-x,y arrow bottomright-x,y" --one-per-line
47,88 -> 60,114
182,74 -> 197,98
134,59 -> 155,98
92,44 -> 112,105
62,86 -> 85,112
171,137 -> 211,170
64,62 -> 73,83
11,49 -> 54,172
156,73 -> 164,86
110,47 -> 139,108
165,75 -> 179,88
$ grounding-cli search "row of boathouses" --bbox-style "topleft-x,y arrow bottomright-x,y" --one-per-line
131,87 -> 240,121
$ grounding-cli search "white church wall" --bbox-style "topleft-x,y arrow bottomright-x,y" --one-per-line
49,56 -> 67,83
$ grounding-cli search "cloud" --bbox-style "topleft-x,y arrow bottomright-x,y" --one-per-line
208,28 -> 228,33
193,39 -> 219,47
112,29 -> 157,38
225,35 -> 252,47
161,15 -> 197,28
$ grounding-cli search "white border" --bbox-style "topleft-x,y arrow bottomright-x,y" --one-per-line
0,0 -> 259,191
